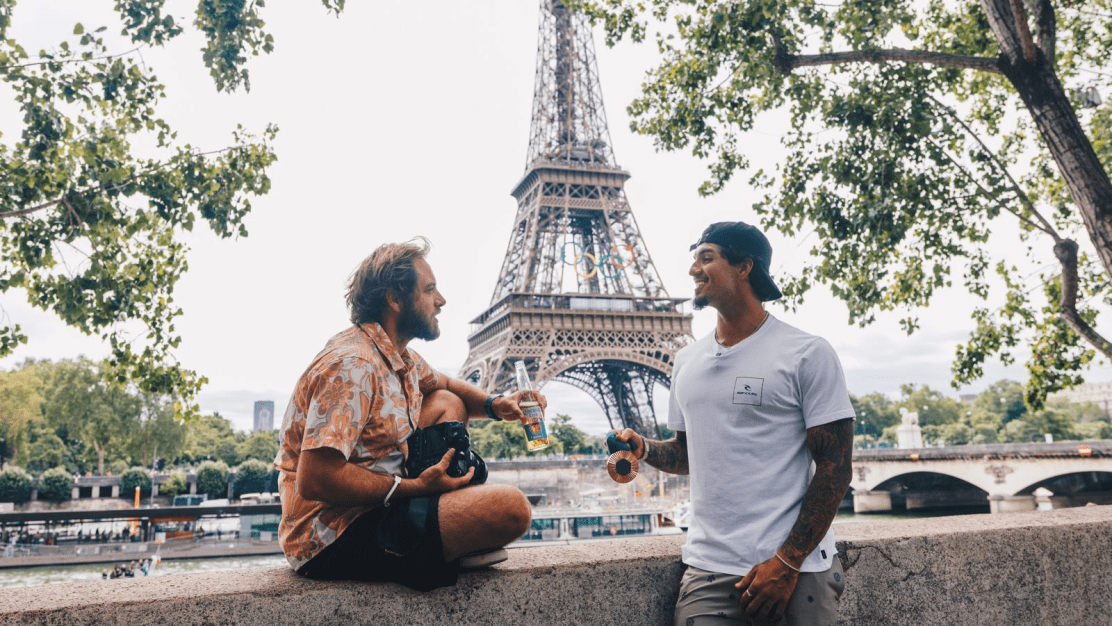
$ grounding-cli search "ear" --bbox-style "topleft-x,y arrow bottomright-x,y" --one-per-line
736,258 -> 754,280
385,290 -> 404,314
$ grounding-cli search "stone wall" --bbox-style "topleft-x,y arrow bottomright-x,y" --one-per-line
1,506 -> 1109,626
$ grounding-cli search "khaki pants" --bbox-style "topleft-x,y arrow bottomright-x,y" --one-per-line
674,559 -> 845,626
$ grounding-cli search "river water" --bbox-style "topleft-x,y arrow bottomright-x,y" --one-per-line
0,554 -> 288,589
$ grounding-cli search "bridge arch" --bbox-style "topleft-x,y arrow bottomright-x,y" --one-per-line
852,444 -> 1112,506
1016,471 -> 1112,506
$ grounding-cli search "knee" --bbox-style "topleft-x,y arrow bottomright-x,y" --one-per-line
422,389 -> 466,423
492,485 -> 532,537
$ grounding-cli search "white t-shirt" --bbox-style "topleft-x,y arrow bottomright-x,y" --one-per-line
669,313 -> 855,576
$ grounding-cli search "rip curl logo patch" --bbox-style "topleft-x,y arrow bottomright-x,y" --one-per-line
732,377 -> 764,406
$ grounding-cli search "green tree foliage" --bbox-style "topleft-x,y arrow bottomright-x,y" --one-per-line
126,394 -> 186,468
969,380 -> 1027,423
898,383 -> 963,427
237,430 -> 278,463
0,1 -> 371,412
0,366 -> 44,467
470,420 -> 561,459
850,392 -> 901,446
182,413 -> 242,466
195,459 -> 228,499
548,414 -> 603,455
0,466 -> 33,503
871,380 -> 1106,445
119,466 -> 152,496
159,471 -> 187,498
37,466 -> 73,502
232,458 -> 273,497
38,358 -> 138,475
583,0 -> 1112,407
22,421 -> 67,475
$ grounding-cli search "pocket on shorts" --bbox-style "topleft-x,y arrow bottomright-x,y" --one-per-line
376,497 -> 429,557
828,558 -> 846,601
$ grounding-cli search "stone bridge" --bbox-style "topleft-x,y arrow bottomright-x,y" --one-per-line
851,441 -> 1112,513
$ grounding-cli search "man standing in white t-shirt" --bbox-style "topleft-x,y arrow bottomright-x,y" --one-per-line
616,221 -> 855,626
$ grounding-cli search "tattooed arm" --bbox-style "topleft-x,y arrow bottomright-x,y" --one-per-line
614,429 -> 689,475
736,418 -> 854,623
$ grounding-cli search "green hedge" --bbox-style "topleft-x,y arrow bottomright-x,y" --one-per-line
38,467 -> 74,502
233,459 -> 274,497
0,467 -> 34,504
120,467 -> 153,497
196,460 -> 229,499
160,472 -> 188,498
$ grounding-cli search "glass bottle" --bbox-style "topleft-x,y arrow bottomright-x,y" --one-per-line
514,360 -> 550,451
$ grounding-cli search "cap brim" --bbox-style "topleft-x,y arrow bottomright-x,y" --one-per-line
752,269 -> 783,302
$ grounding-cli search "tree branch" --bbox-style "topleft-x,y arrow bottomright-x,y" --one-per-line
924,134 -> 1051,236
0,46 -> 146,71
925,93 -> 1060,239
1025,0 -> 1056,65
775,47 -> 1003,75
1054,239 -> 1112,359
1009,0 -> 1038,62
0,145 -> 244,221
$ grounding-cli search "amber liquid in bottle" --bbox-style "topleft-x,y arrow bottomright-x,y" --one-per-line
514,361 -> 549,451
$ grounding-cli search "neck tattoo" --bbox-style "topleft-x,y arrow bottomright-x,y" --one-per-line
715,311 -> 769,347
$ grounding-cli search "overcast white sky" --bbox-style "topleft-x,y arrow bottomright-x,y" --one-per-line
2,1 -> 1109,435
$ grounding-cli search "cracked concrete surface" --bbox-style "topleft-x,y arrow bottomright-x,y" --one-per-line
1,506 -> 1109,626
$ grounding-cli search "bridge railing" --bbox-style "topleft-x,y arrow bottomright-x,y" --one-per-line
852,440 -> 1111,460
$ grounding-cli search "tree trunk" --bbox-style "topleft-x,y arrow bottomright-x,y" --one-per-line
981,0 -> 1112,284
95,443 -> 105,476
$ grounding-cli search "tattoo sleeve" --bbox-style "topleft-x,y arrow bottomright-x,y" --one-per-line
642,431 -> 689,475
780,418 -> 854,564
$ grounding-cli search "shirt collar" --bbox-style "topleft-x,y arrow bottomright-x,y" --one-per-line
358,323 -> 412,373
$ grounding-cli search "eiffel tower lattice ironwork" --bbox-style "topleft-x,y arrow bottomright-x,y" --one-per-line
459,0 -> 694,437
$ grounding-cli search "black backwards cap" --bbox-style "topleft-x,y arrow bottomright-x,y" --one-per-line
690,221 -> 783,302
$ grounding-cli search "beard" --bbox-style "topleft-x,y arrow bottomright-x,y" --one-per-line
398,298 -> 440,342
692,294 -> 708,310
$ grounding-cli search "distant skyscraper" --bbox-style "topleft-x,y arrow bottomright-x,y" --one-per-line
253,401 -> 275,432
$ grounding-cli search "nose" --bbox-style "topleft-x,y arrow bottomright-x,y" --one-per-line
435,290 -> 446,307
689,259 -> 700,276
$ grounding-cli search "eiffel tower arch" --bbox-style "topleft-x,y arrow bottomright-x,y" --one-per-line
459,0 -> 694,437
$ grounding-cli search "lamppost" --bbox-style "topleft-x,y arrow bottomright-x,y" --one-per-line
859,411 -> 869,449
1000,397 -> 1009,442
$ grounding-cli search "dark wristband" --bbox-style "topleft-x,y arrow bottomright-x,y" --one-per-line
483,394 -> 503,420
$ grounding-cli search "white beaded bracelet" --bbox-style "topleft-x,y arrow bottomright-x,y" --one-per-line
383,474 -> 402,506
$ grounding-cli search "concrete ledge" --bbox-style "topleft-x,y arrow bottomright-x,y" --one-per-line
1,506 -> 1110,626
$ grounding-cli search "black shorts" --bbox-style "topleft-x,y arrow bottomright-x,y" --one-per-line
297,494 -> 460,591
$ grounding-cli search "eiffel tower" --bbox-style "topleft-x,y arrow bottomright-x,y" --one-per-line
459,0 -> 693,437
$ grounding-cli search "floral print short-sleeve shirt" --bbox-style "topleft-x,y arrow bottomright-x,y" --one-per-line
274,323 -> 441,570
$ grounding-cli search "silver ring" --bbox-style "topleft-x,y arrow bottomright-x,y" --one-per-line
744,589 -> 753,598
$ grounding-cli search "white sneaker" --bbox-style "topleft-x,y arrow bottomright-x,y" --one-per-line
459,547 -> 508,569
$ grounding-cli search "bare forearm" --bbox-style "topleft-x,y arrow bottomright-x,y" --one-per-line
779,419 -> 853,565
642,431 -> 690,475
298,460 -> 396,506
298,448 -> 436,506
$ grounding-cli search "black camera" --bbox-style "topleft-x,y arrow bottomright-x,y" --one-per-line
405,421 -> 488,485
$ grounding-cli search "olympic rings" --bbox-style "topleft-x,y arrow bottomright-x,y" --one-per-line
560,242 -> 637,280
561,242 -> 585,265
610,243 -> 635,268
577,253 -> 598,279
597,255 -> 623,279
